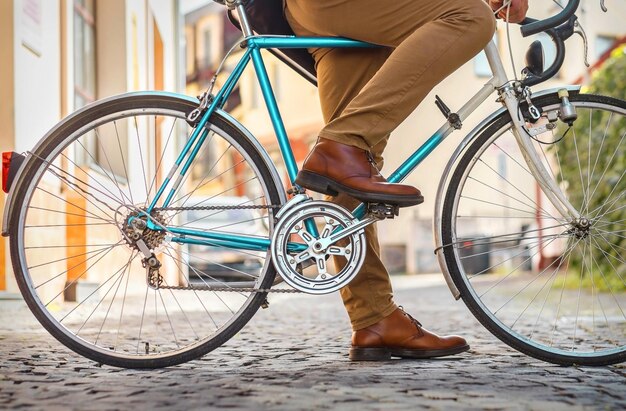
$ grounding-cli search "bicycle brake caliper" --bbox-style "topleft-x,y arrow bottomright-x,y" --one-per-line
187,91 -> 214,127
521,88 -> 542,123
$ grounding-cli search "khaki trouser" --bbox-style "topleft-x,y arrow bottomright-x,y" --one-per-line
285,0 -> 495,330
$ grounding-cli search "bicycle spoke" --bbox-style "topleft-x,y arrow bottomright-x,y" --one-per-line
468,175 -> 555,219
476,235 -> 561,297
570,127 -> 588,210
495,238 -> 579,317
93,253 -> 136,344
114,254 -> 133,351
586,128 -> 626,206
58,151 -> 127,207
157,289 -> 180,349
25,222 -> 110,229
460,195 -> 555,219
62,254 -> 136,325
133,117 -> 150,206
163,247 -> 218,330
476,158 -> 559,221
146,117 -> 178,204
93,128 -> 134,205
589,237 -> 626,321
176,246 -> 260,280
35,186 -> 115,224
34,240 -> 124,290
528,237 -> 580,341
509,237 -> 579,329
27,206 -> 113,223
113,121 -> 134,204
164,245 -> 246,307
28,243 -> 118,270
136,280 -> 151,355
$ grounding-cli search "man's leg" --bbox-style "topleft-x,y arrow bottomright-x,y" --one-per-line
313,48 -> 398,331
284,9 -> 398,329
285,0 -> 475,359
285,0 -> 495,151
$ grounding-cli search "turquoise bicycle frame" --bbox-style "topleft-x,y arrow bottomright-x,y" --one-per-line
145,35 -> 449,252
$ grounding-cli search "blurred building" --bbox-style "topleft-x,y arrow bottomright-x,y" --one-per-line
183,1 -> 320,190
0,0 -> 182,296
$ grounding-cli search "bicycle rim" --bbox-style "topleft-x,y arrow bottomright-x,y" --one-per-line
10,94 -> 282,367
443,94 -> 626,365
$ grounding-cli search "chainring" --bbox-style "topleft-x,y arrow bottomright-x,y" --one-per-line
271,200 -> 366,295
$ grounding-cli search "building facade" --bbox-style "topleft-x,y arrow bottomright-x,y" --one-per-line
0,0 -> 182,295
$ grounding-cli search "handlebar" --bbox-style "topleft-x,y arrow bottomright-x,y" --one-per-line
517,1 -> 582,87
520,0 -> 580,37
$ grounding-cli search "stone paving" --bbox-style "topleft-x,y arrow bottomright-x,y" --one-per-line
1,275 -> 624,410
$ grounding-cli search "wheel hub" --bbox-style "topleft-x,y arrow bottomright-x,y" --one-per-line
570,217 -> 592,239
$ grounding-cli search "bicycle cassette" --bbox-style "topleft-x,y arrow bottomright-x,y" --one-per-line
271,200 -> 366,294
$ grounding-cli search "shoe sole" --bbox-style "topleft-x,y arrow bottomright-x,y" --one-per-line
349,344 -> 470,361
295,170 -> 424,207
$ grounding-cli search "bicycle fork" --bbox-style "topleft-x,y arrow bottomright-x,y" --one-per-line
500,86 -> 581,222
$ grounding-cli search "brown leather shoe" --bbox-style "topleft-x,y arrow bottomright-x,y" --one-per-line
295,138 -> 424,207
349,308 -> 469,361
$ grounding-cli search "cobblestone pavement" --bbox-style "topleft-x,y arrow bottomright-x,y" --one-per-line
1,275 -> 624,410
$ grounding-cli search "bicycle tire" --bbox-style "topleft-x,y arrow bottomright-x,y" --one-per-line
9,92 -> 283,368
442,93 -> 626,366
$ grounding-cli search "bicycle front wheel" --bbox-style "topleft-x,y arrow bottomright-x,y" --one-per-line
9,93 -> 283,368
443,93 -> 626,365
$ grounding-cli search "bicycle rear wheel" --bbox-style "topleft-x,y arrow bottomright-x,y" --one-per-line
9,93 -> 283,368
443,93 -> 626,365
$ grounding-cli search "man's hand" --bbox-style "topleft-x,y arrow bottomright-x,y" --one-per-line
488,0 -> 529,24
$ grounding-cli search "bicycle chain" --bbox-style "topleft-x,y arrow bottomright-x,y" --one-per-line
157,284 -> 301,293
153,204 -> 282,212
153,203 -> 302,293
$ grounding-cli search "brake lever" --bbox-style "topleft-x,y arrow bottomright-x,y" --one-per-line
573,20 -> 590,67
600,0 -> 607,12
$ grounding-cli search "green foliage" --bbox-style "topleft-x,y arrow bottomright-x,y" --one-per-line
584,45 -> 626,100
556,46 -> 626,291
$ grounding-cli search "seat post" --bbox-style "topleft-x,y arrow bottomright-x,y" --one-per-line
230,0 -> 253,38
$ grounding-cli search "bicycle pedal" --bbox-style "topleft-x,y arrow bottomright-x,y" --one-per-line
366,203 -> 400,220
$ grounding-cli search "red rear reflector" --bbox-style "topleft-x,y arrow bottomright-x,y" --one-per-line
2,152 -> 12,193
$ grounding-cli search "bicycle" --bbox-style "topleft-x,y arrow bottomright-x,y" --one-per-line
2,0 -> 624,368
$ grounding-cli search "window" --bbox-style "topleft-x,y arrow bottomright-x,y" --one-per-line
73,0 -> 96,108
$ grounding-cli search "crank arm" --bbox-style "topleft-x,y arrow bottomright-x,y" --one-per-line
315,217 -> 376,250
